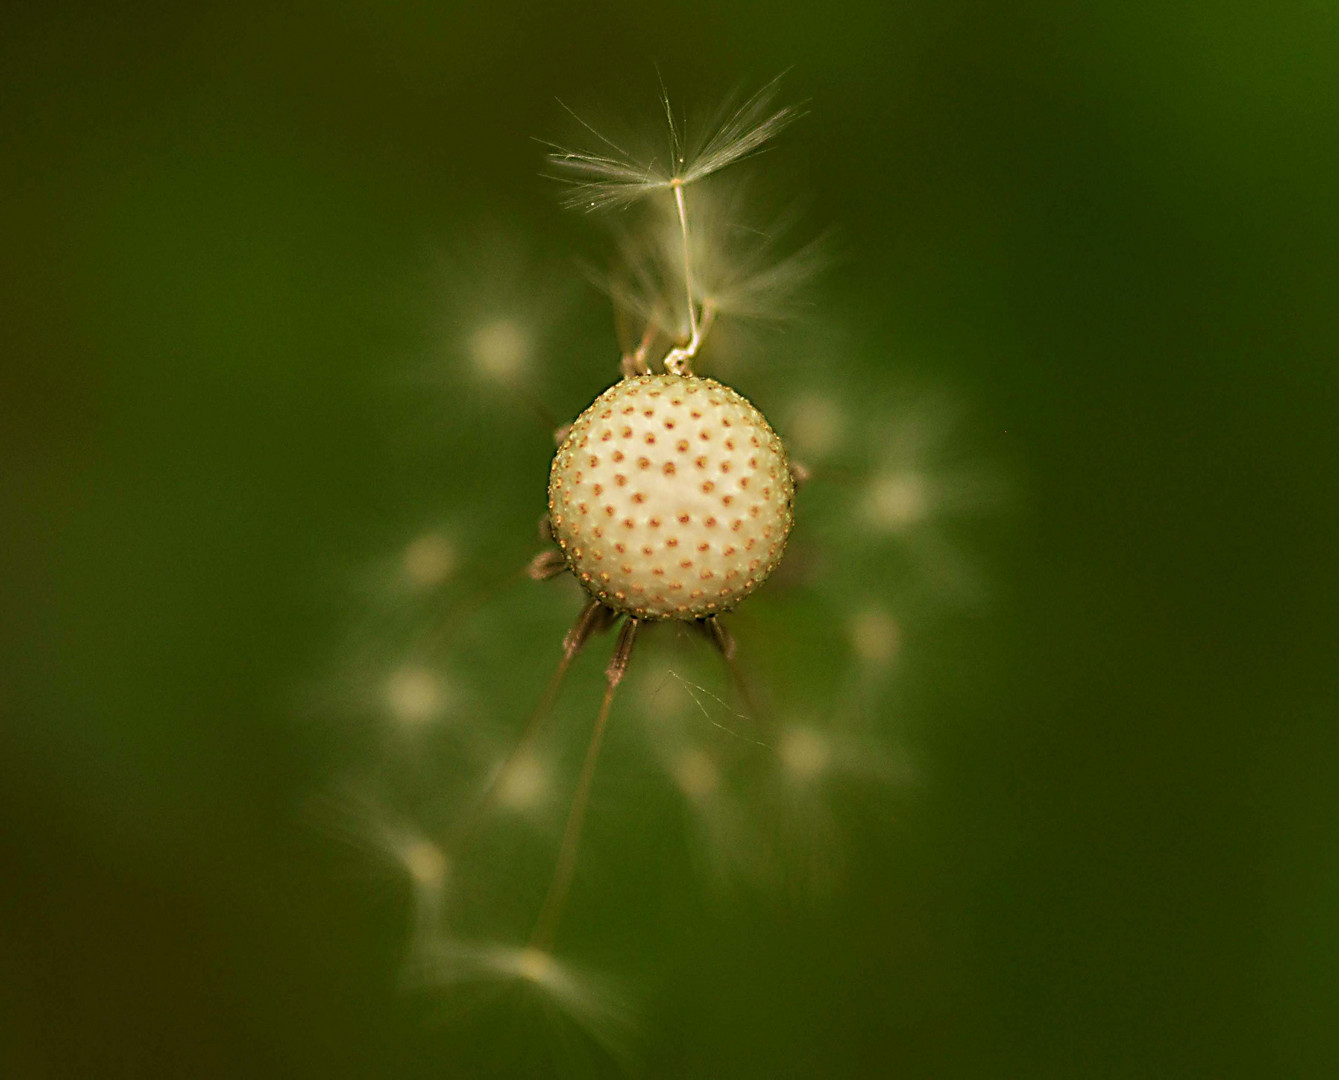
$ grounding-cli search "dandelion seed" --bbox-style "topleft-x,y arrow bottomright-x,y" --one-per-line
778,726 -> 832,783
410,939 -> 636,1058
514,945 -> 555,984
404,838 -> 450,892
788,392 -> 846,458
863,470 -> 930,532
547,77 -> 801,210
659,190 -> 828,322
423,224 -> 575,433
313,794 -> 453,948
467,317 -> 532,385
384,665 -> 449,727
494,752 -> 549,813
401,531 -> 457,589
849,607 -> 901,668
669,747 -> 720,802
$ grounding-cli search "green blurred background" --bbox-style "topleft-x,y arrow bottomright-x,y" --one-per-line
4,0 -> 1337,1076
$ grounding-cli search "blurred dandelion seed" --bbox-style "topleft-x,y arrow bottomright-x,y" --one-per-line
494,752 -> 549,813
313,794 -> 454,950
669,747 -> 721,802
849,607 -> 901,668
401,531 -> 457,589
778,725 -> 832,783
404,838 -> 450,892
384,665 -> 450,727
514,945 -> 555,984
787,392 -> 847,459
863,470 -> 931,532
409,939 -> 636,1058
669,671 -> 772,748
467,317 -> 532,385
420,225 -> 576,434
634,661 -> 694,723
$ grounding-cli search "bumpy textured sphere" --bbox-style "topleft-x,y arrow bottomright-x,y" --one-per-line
549,374 -> 794,620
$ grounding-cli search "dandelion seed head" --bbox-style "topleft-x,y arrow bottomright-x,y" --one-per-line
321,82 -> 960,1065
550,374 -> 794,620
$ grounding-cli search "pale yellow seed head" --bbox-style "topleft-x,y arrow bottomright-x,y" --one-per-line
549,374 -> 794,620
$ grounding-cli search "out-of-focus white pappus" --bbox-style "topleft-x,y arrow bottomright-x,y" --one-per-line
635,660 -> 763,886
415,223 -> 578,412
601,188 -> 826,339
748,716 -> 918,898
774,720 -> 914,791
405,938 -> 637,1063
848,606 -> 902,670
491,750 -> 551,816
307,645 -> 469,744
384,664 -> 453,728
670,190 -> 826,322
311,791 -> 453,950
400,529 -> 458,590
336,527 -> 462,616
845,386 -> 1010,605
863,469 -> 932,532
859,390 -> 1009,534
548,77 -> 822,386
785,390 -> 848,459
630,650 -> 916,897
